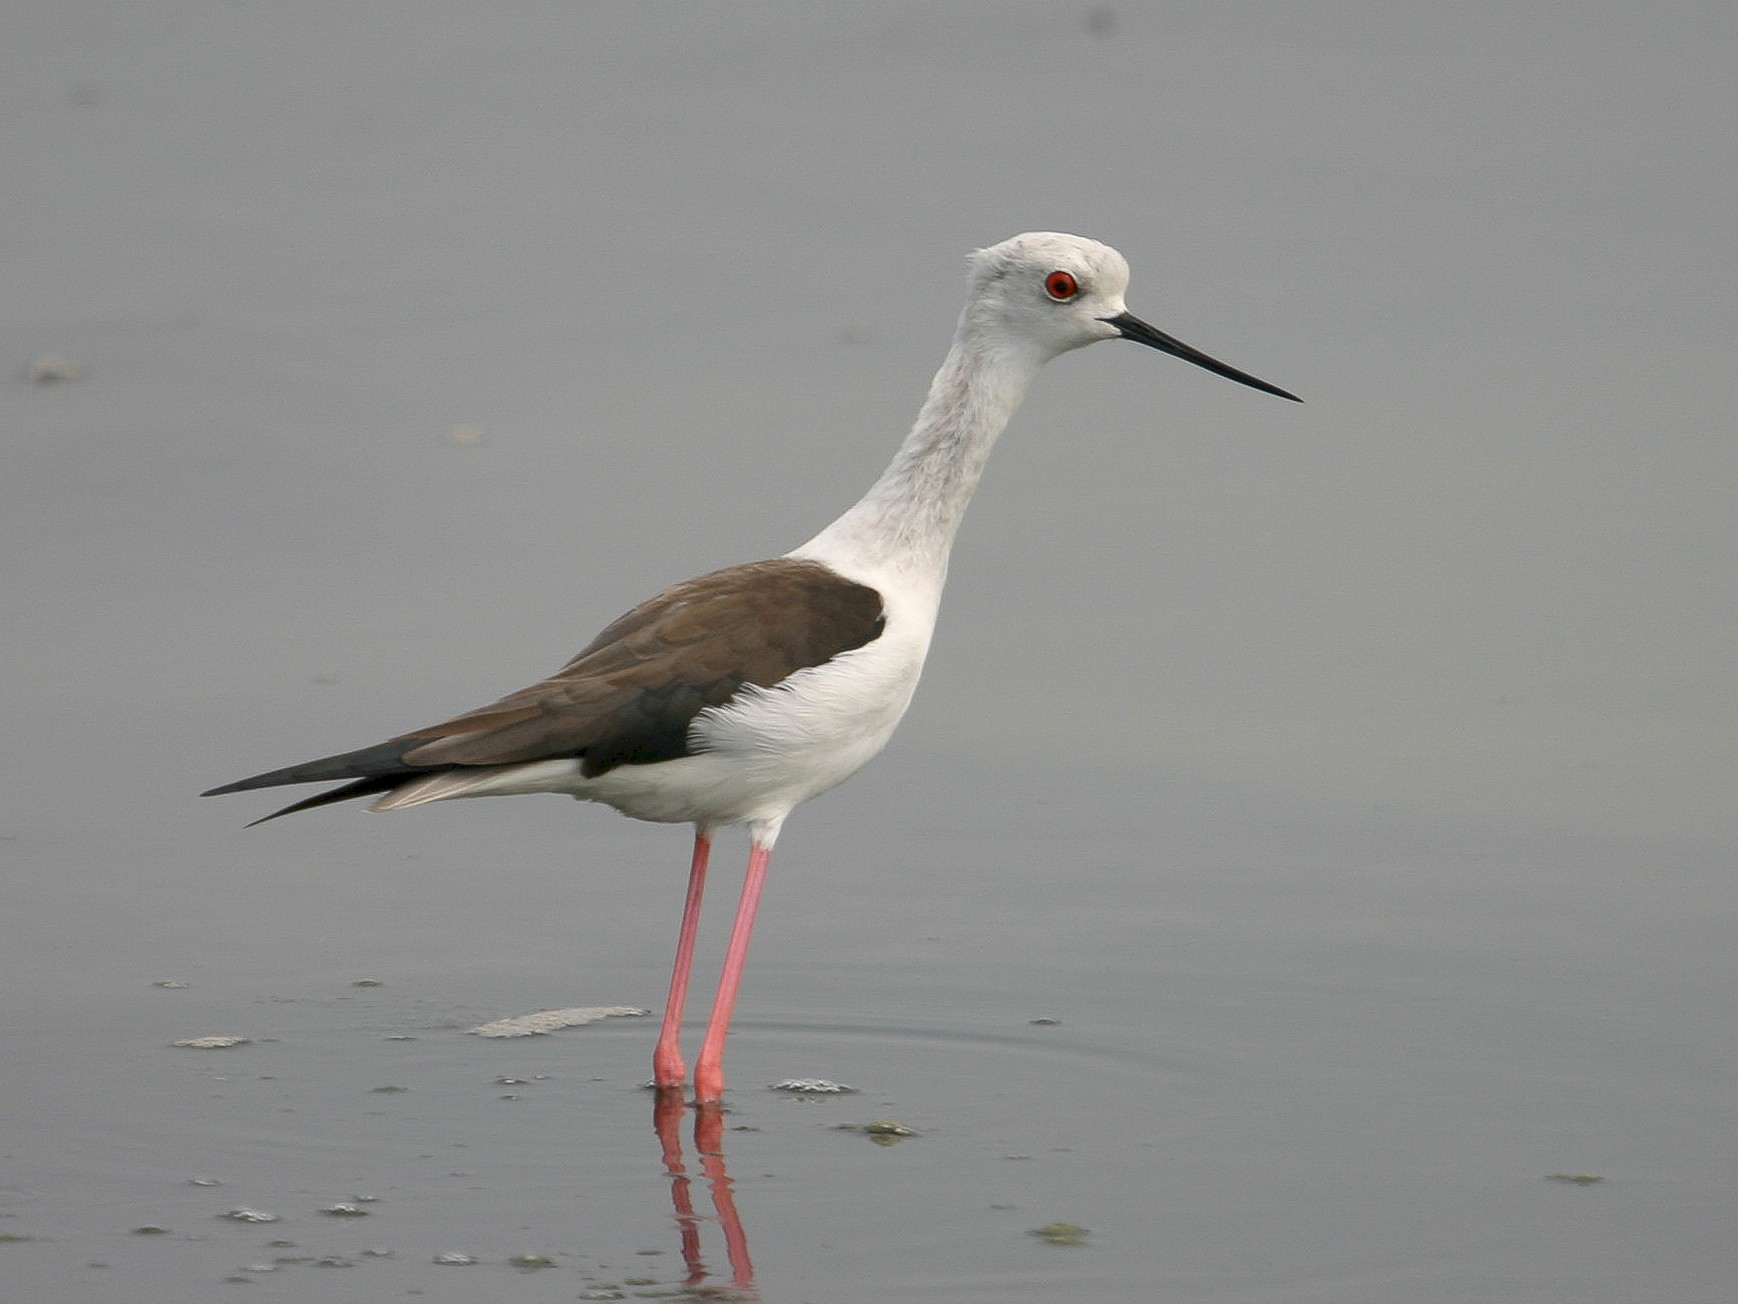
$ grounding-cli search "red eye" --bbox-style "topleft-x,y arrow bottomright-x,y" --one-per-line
1044,270 -> 1079,301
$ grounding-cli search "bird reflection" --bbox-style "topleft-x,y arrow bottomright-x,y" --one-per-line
652,1092 -> 758,1298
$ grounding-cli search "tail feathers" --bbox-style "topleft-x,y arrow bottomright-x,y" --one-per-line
368,768 -> 519,811
207,743 -> 569,825
202,740 -> 419,797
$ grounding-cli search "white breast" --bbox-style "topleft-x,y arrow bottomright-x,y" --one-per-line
575,580 -> 933,829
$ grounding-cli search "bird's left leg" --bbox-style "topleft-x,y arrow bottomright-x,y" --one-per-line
653,824 -> 715,1091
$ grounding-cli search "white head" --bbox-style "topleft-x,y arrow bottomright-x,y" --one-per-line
964,232 -> 1299,400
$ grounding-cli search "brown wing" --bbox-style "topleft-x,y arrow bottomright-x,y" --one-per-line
203,558 -> 886,808
398,558 -> 884,775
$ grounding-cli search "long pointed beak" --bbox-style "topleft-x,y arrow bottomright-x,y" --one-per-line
1102,311 -> 1300,402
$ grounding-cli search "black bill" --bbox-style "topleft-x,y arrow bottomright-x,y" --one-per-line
1103,311 -> 1300,402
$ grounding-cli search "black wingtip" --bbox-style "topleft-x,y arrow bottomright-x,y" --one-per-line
202,740 -> 423,799
238,775 -> 403,826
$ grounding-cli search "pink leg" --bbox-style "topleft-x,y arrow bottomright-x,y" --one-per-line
654,826 -> 713,1091
692,838 -> 773,1105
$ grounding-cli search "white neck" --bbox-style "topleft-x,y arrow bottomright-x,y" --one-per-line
791,311 -> 1047,590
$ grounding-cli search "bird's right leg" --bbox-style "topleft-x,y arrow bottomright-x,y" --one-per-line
654,825 -> 714,1091
692,820 -> 781,1105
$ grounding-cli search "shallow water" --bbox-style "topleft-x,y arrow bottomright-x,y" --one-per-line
7,768 -> 1733,1302
5,4 -> 1736,1302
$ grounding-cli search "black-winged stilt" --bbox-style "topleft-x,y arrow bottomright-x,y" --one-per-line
205,232 -> 1298,1103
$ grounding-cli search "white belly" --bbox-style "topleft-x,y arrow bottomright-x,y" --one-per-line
582,624 -> 927,826
397,606 -> 930,830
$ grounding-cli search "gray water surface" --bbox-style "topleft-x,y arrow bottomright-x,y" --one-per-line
5,4 -> 1735,1302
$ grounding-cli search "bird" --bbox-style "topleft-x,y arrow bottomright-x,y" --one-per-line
204,232 -> 1298,1104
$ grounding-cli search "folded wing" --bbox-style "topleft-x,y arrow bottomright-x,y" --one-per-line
203,558 -> 885,823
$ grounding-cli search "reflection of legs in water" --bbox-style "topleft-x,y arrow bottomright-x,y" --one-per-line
652,1093 -> 757,1296
652,1090 -> 704,1282
695,1105 -> 755,1291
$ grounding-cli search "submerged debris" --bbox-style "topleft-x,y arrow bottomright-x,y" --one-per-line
173,1035 -> 250,1049
1546,1173 -> 1606,1185
468,1006 -> 649,1038
1029,1221 -> 1090,1246
835,1119 -> 918,1145
29,356 -> 81,384
319,1203 -> 369,1217
221,1208 -> 279,1224
433,1250 -> 479,1265
770,1078 -> 856,1094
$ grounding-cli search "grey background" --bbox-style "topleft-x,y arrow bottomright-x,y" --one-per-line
4,4 -> 1734,1302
